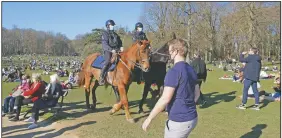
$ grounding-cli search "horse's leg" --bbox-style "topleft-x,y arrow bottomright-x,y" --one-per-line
85,89 -> 90,109
118,85 -> 135,123
84,75 -> 91,109
112,86 -> 120,103
109,86 -> 122,115
138,82 -> 151,114
125,85 -> 130,95
110,101 -> 122,115
91,80 -> 99,110
109,86 -> 123,114
157,83 -> 166,112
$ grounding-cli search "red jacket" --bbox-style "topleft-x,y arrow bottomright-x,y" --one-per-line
23,81 -> 45,102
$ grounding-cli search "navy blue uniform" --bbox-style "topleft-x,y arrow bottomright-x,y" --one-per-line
131,31 -> 148,84
101,30 -> 123,66
132,31 -> 148,42
99,29 -> 123,85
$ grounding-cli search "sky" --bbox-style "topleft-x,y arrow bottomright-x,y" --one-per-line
2,2 -> 144,39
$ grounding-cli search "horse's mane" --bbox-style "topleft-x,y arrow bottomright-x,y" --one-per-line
119,42 -> 138,57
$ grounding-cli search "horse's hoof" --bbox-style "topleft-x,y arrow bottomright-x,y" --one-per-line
127,118 -> 135,123
86,108 -> 92,112
109,109 -> 116,115
90,105 -> 96,110
138,109 -> 144,114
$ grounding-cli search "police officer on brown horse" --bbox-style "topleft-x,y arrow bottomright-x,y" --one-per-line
99,19 -> 123,85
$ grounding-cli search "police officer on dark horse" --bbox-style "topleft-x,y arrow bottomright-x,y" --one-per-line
99,19 -> 124,85
132,22 -> 148,42
132,22 -> 148,84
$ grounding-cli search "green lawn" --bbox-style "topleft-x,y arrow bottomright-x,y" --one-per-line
1,64 -> 280,138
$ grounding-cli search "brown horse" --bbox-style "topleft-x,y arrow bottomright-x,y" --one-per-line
78,40 -> 151,123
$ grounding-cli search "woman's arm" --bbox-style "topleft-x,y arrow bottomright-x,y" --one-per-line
23,82 -> 40,96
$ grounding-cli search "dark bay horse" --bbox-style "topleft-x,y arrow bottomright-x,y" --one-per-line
78,40 -> 151,123
138,43 -> 170,113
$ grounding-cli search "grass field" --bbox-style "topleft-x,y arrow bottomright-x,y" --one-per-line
1,64 -> 280,138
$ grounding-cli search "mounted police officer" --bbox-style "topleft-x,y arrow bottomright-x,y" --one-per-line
132,22 -> 148,84
100,19 -> 123,85
132,22 -> 148,42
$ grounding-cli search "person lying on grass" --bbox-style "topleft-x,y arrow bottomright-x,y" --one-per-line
239,80 -> 281,102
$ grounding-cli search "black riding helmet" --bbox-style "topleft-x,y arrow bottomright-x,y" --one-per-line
105,19 -> 116,27
135,22 -> 143,30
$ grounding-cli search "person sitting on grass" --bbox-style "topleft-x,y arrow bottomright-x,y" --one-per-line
66,72 -> 75,84
272,66 -> 278,72
233,63 -> 245,82
274,71 -> 280,83
263,74 -> 281,102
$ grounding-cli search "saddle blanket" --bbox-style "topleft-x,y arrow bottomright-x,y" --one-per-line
91,55 -> 116,71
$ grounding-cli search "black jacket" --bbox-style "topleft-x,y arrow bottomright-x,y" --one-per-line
190,57 -> 207,81
101,30 -> 123,52
132,31 -> 148,42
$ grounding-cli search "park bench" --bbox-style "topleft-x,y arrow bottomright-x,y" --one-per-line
23,89 -> 69,118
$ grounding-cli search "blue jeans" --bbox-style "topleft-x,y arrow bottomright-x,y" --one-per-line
3,96 -> 16,113
272,92 -> 280,98
242,79 -> 259,104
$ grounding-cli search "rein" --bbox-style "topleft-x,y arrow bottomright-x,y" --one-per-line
151,47 -> 170,57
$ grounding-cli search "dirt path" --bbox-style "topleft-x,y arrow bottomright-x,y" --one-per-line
2,103 -> 113,138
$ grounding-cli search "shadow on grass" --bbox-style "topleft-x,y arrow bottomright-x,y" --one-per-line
2,123 -> 30,134
4,121 -> 96,138
240,124 -> 267,138
2,101 -> 103,136
39,121 -> 96,138
43,101 -> 109,123
200,91 -> 237,109
3,129 -> 55,138
128,97 -> 158,112
259,99 -> 271,109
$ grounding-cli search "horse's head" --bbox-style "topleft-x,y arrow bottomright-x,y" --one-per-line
150,43 -> 170,63
132,40 -> 151,72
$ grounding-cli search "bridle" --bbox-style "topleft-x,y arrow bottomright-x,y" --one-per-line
118,44 -> 150,72
151,46 -> 170,57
